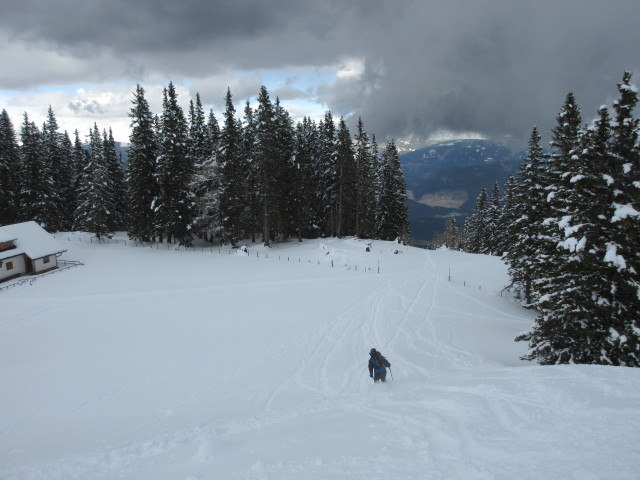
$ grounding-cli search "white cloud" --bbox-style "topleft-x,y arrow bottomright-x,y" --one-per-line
1,76 -> 331,143
189,73 -> 264,110
2,84 -> 141,141
335,58 -> 366,79
427,129 -> 486,141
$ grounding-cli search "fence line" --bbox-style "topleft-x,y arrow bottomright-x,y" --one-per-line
0,259 -> 84,292
4,235 -> 503,295
446,271 -> 505,297
55,235 -> 381,274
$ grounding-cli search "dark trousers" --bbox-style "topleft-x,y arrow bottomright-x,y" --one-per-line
373,371 -> 387,383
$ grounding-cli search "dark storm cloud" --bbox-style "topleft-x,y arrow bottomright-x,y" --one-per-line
0,0 -> 353,64
2,0 -> 640,144
342,0 -> 640,144
2,1 -> 301,53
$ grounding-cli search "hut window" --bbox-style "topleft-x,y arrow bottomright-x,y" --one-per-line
6,261 -> 13,270
43,256 -> 50,264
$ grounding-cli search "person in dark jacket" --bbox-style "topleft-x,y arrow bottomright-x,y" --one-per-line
368,348 -> 390,383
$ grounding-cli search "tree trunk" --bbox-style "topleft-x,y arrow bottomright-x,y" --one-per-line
263,196 -> 270,247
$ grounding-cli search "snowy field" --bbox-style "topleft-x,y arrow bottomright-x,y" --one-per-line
1,235 -> 639,480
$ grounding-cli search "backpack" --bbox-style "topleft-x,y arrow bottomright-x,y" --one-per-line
373,350 -> 391,368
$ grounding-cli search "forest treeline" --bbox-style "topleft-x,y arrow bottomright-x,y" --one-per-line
0,84 -> 410,247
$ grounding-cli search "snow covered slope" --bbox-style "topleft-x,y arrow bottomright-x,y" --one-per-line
1,236 -> 639,479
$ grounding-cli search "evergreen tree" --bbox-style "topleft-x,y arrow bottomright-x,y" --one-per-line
103,128 -> 128,231
317,112 -> 338,236
550,92 -> 583,172
486,182 -> 502,255
0,110 -> 21,225
354,117 -> 377,239
218,88 -> 248,245
606,72 -> 640,364
20,113 -> 52,228
187,93 -> 211,238
370,134 -> 384,237
504,127 -> 547,304
71,130 -> 89,229
444,217 -> 460,249
269,97 -> 295,240
519,108 -> 619,363
241,101 -> 261,243
191,107 -> 220,243
463,185 -> 489,253
205,108 -> 221,155
188,94 -> 208,168
376,140 -> 409,241
495,175 -> 517,255
56,131 -> 78,231
255,86 -> 279,246
531,93 -> 584,309
74,125 -> 112,237
292,117 -> 321,240
127,84 -> 159,242
156,82 -> 195,245
547,92 -> 583,208
40,107 -> 67,231
335,117 -> 356,237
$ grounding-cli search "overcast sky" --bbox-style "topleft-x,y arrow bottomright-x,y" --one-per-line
1,0 -> 639,148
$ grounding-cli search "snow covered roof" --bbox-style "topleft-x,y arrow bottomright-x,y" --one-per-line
0,232 -> 17,243
0,221 -> 66,260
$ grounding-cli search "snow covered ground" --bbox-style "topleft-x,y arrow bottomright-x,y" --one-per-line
1,235 -> 639,480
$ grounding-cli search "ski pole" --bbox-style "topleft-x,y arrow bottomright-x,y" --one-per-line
389,367 -> 394,381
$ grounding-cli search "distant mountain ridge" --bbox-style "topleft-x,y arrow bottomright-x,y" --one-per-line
401,139 -> 524,247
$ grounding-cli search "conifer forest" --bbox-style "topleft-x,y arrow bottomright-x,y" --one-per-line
0,84 -> 410,247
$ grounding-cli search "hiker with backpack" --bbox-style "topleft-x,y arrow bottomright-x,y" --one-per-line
368,348 -> 391,383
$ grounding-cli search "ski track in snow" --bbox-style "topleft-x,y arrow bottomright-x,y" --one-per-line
1,238 -> 640,479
